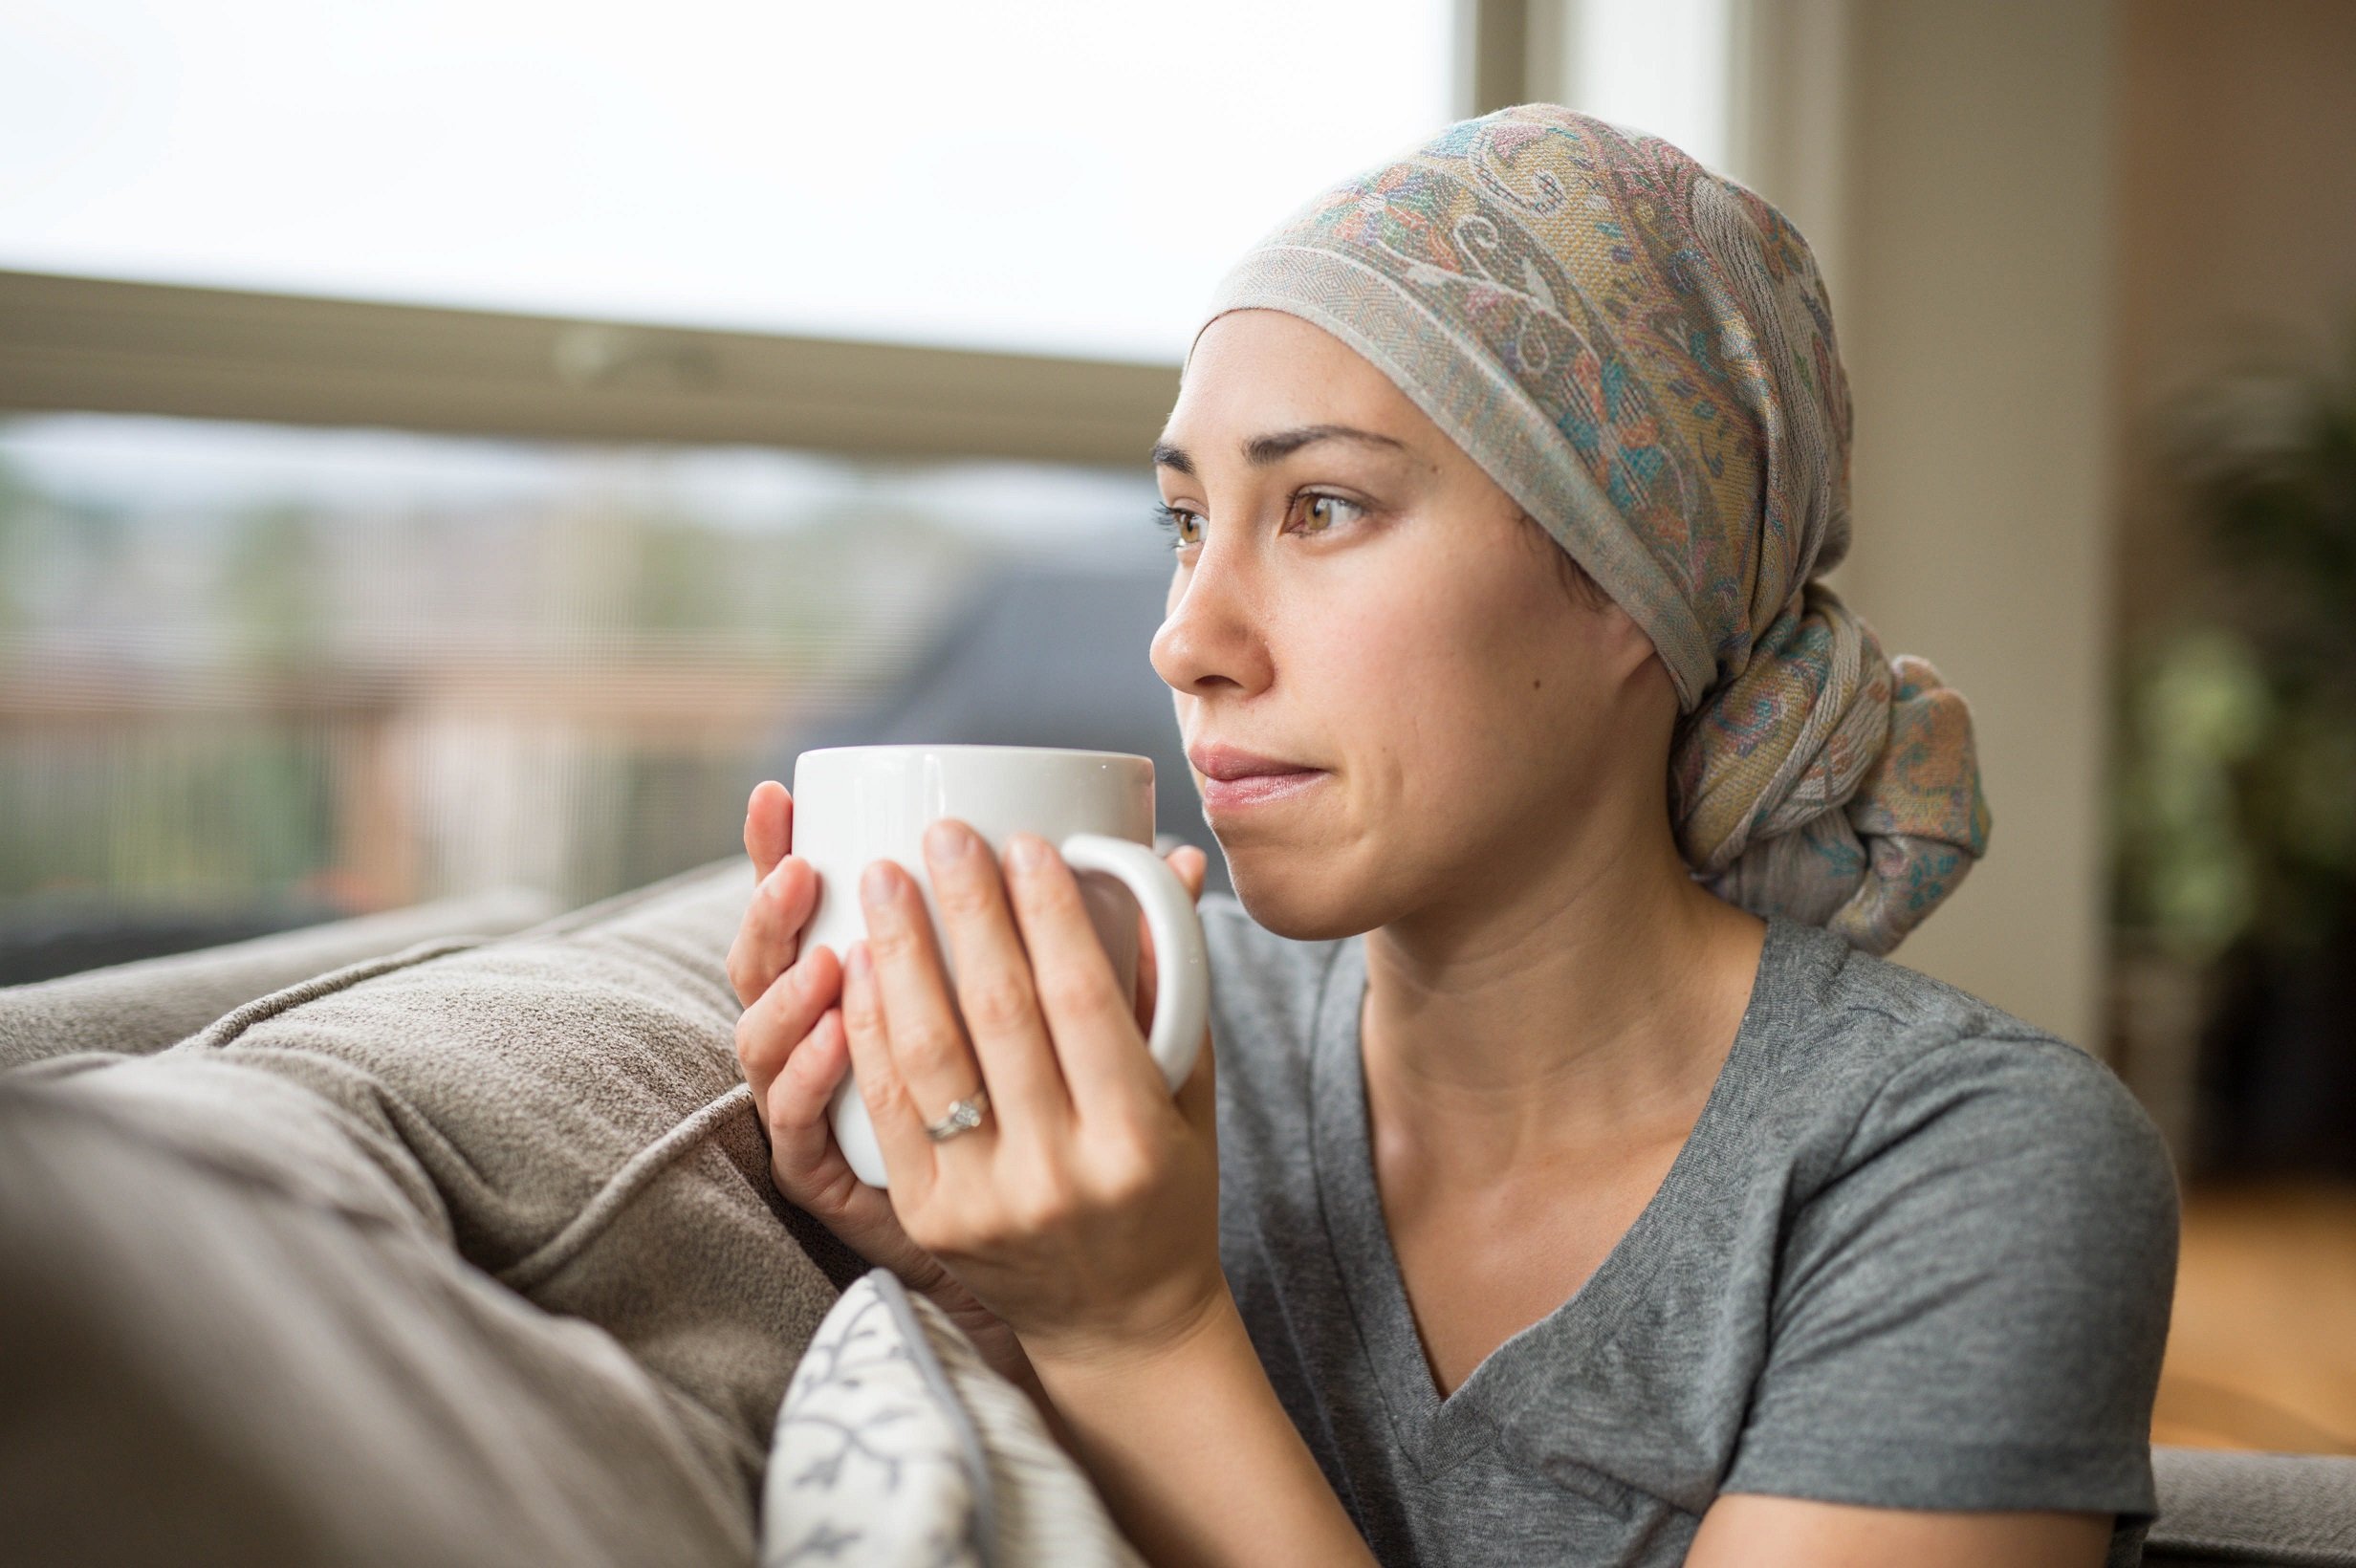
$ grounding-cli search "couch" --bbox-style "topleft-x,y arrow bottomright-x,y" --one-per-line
2,863 -> 2350,1566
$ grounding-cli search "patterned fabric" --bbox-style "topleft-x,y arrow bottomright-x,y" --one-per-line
1190,104 -> 1989,953
764,1270 -> 1145,1568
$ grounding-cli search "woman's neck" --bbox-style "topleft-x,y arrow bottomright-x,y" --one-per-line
1359,806 -> 1766,1169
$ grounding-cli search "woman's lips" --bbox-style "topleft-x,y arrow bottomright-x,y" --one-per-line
1198,768 -> 1326,814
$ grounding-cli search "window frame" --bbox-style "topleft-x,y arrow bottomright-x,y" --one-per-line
0,2 -> 1561,468
0,268 -> 1181,468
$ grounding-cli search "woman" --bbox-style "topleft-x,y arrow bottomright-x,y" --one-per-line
727,106 -> 2177,1567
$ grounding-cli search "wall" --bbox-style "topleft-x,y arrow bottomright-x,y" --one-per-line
1739,0 -> 2123,1048
2112,0 -> 2356,643
1529,0 -> 2356,1052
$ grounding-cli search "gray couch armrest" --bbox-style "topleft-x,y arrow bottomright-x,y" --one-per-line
2146,1447 -> 2356,1566
0,887 -> 564,1073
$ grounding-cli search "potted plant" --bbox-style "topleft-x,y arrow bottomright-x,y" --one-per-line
2113,334 -> 2356,1178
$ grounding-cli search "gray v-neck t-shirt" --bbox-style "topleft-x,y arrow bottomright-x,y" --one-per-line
1203,898 -> 2178,1568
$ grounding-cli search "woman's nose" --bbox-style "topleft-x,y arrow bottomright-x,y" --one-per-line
1149,551 -> 1270,699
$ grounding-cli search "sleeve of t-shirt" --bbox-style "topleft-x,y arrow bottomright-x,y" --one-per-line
1718,1031 -> 2180,1517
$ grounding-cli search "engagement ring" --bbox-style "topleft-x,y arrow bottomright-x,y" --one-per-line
924,1089 -> 990,1143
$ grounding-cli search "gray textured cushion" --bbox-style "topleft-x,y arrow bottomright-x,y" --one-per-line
9,866 -> 2353,1566
2,860 -> 845,1565
2146,1447 -> 2356,1566
0,885 -> 563,1072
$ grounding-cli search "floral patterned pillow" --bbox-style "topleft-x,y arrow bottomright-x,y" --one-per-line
763,1269 -> 1145,1568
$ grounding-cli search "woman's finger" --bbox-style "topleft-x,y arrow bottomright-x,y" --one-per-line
763,1009 -> 859,1202
858,858 -> 996,1154
838,940 -> 937,1198
760,1007 -> 939,1264
735,943 -> 841,1104
1173,1023 -> 1217,1138
1133,844 -> 1211,1033
1168,844 -> 1209,902
744,780 -> 793,881
921,819 -> 1070,1135
726,856 -> 818,1008
1002,834 -> 1156,1115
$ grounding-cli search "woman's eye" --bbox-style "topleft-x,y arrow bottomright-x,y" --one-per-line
1154,494 -> 1363,550
1291,492 -> 1366,534
1153,504 -> 1204,549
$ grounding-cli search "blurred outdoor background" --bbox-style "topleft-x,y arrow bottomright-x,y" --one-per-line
3,0 -> 2350,1457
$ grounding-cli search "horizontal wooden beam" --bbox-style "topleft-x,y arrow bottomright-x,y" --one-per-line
0,270 -> 1181,468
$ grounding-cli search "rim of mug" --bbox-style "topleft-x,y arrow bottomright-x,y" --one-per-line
794,743 -> 1151,767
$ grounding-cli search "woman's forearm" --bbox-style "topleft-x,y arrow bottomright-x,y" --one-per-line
1026,1291 -> 1378,1568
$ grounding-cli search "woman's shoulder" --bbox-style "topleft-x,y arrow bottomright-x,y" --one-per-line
1768,917 -> 2136,1101
1717,926 -> 2181,1523
1753,920 -> 2178,1241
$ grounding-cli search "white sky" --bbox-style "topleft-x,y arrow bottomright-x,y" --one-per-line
0,0 -> 1456,361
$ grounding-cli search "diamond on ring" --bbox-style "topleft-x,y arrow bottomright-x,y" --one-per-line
924,1089 -> 990,1143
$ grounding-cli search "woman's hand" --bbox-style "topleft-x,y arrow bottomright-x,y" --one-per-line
840,817 -> 1220,1367
728,782 -> 1023,1378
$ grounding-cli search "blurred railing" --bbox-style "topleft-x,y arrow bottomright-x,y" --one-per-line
0,414 -> 1161,963
0,650 -> 829,915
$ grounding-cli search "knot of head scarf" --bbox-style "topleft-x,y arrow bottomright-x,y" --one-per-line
1189,104 -> 1991,954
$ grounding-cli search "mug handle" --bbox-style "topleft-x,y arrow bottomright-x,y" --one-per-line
1058,833 -> 1211,1094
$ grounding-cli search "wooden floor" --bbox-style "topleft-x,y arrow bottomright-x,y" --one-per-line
2152,1180 -> 2356,1454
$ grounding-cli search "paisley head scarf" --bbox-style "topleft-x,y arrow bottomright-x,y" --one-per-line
1188,104 -> 1989,955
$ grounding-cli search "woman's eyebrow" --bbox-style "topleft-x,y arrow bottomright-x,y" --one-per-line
1242,424 -> 1410,466
1150,424 -> 1408,477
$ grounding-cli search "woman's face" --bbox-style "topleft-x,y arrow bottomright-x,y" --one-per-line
1150,309 -> 1674,942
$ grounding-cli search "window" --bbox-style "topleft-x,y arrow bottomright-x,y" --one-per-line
1540,0 -> 1736,175
0,413 -> 1163,965
11,4 -> 1756,971
1,0 -> 1457,361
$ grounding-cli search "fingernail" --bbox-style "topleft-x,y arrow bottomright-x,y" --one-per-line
845,943 -> 871,981
861,860 -> 895,904
924,818 -> 970,862
1007,835 -> 1046,872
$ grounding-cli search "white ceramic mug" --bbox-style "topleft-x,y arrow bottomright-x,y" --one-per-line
789,744 -> 1210,1188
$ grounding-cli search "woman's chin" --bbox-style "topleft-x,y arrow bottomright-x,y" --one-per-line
1222,847 -> 1378,944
